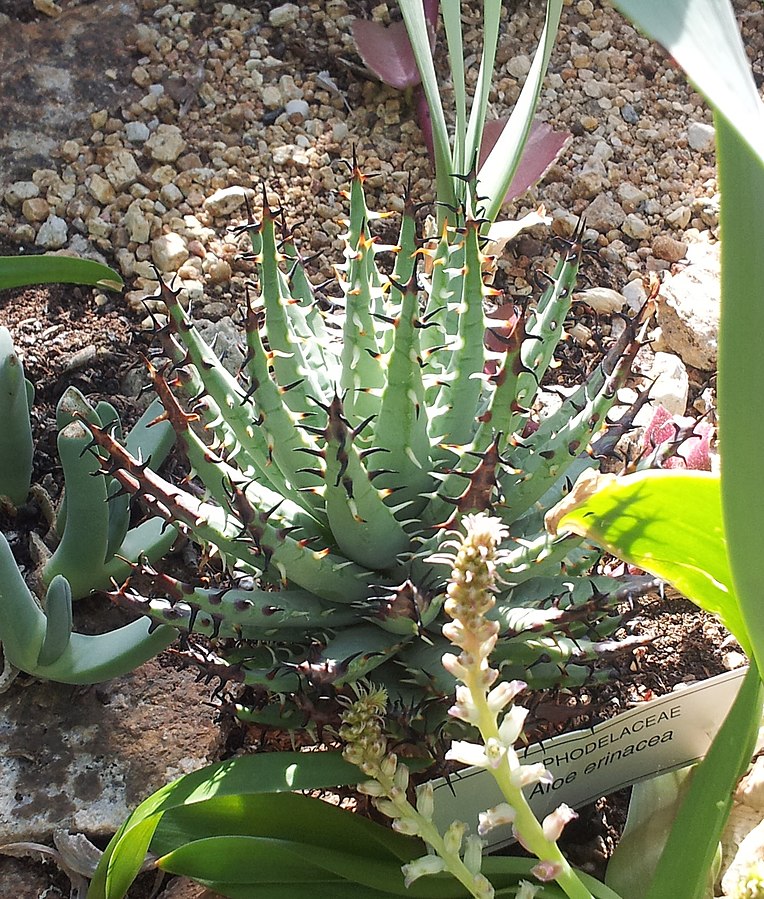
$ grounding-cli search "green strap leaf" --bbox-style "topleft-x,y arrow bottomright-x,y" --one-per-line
547,470 -> 750,653
88,752 -> 365,899
644,664 -> 763,899
0,254 -> 123,291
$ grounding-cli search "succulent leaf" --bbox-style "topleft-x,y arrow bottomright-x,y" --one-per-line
0,327 -> 34,506
90,171 -> 653,738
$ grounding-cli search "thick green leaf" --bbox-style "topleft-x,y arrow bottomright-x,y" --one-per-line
548,470 -> 749,652
152,791 -> 418,863
157,836 -> 412,890
644,664 -> 763,899
0,255 -> 123,291
87,752 -> 362,899
716,113 -> 764,679
191,857 -> 621,899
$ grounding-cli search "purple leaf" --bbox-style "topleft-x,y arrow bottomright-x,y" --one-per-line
352,19 -> 421,90
479,119 -> 571,204
352,3 -> 438,92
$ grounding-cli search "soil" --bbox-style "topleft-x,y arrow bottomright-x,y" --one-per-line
0,0 -> 756,895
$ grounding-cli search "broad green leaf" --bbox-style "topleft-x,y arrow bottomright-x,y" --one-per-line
546,470 -> 750,652
87,752 -> 362,899
645,664 -> 763,899
157,836 -> 412,890
152,791 -> 418,862
717,113 -> 764,679
161,845 -> 615,899
610,0 -> 764,163
0,255 -> 123,291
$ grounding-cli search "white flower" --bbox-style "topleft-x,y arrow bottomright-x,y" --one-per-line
446,739 -> 493,769
498,704 -> 529,745
510,762 -> 553,790
448,684 -> 480,724
542,804 -> 577,842
442,651 -> 470,681
478,802 -> 516,836
486,679 -> 527,714
401,854 -> 447,887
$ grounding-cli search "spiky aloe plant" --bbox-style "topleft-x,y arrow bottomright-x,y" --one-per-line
84,163 -> 653,736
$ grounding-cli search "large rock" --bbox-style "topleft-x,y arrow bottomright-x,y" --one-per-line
0,659 -> 223,843
656,238 -> 720,370
0,0 -> 141,182
152,232 -> 189,272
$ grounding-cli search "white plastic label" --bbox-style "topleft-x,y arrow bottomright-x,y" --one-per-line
430,667 -> 747,850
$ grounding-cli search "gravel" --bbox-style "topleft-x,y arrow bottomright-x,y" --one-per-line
0,0 -> 762,323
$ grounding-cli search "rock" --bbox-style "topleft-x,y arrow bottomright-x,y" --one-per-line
0,856 -> 51,899
261,84 -> 283,109
656,239 -> 720,370
646,351 -> 689,417
66,234 -> 108,264
687,121 -> 715,153
35,214 -> 68,249
205,258 -> 232,284
4,180 -> 39,208
151,232 -> 189,272
145,124 -> 186,162
666,205 -> 692,229
21,197 -> 51,223
285,98 -> 309,119
622,279 -> 647,312
652,235 -> 688,262
125,120 -> 150,143
622,214 -> 650,240
617,182 -> 648,213
575,287 -> 625,315
269,2 -> 299,26
508,54 -> 531,78
202,186 -> 253,218
571,169 -> 604,200
87,172 -> 116,205
104,150 -> 141,191
159,183 -> 184,208
585,194 -> 626,232
0,660 -> 222,842
124,199 -> 152,244
33,0 -> 62,17
195,316 -> 246,375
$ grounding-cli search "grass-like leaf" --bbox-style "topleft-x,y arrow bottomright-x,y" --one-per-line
0,255 -> 123,291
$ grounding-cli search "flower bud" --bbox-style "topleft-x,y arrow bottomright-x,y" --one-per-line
463,834 -> 484,875
401,854 -> 446,887
443,820 -> 467,855
415,782 -> 434,821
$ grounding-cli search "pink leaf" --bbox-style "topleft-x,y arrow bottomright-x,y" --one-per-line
479,119 -> 571,204
352,19 -> 421,90
351,3 -> 438,92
